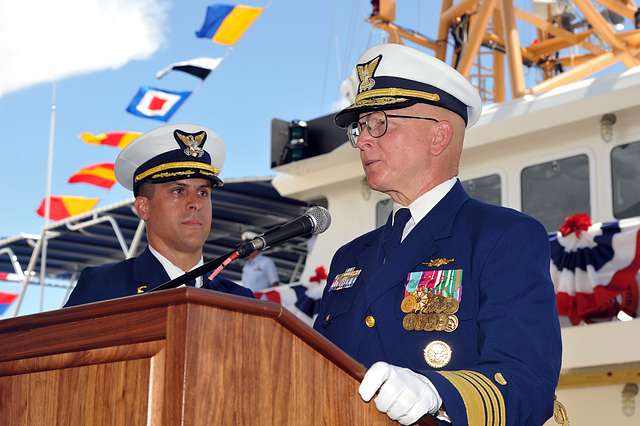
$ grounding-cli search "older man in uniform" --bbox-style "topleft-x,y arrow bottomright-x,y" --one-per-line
65,123 -> 253,307
313,44 -> 561,425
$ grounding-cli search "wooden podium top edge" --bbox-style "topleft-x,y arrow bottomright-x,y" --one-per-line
0,288 -> 366,382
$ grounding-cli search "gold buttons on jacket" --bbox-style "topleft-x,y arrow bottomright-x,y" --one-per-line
424,340 -> 452,368
325,313 -> 331,322
494,372 -> 507,385
365,315 -> 376,328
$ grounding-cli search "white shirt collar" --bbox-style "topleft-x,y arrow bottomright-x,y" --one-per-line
148,244 -> 205,288
392,177 -> 458,240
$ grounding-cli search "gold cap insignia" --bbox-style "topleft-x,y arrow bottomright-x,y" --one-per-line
136,285 -> 147,294
174,129 -> 207,158
356,54 -> 382,93
423,257 -> 455,268
424,340 -> 452,368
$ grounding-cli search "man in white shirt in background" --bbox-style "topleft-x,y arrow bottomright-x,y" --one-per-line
241,231 -> 280,291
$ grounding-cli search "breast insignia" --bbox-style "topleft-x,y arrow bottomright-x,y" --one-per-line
423,257 -> 455,268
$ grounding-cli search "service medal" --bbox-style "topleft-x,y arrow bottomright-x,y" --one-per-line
415,313 -> 427,331
445,314 -> 459,332
424,313 -> 437,332
435,313 -> 448,331
433,295 -> 447,314
403,313 -> 417,331
445,298 -> 459,314
400,295 -> 417,313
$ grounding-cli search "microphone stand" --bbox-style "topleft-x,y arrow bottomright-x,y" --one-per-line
148,249 -> 241,292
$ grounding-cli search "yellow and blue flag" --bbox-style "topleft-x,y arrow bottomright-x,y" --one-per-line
195,4 -> 263,46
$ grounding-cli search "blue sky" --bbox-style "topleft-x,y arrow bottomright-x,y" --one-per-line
0,0 -> 440,315
0,0 -> 446,238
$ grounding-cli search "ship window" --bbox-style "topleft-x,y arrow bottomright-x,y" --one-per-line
612,141 -> 640,219
461,174 -> 501,206
376,198 -> 393,228
521,154 -> 590,232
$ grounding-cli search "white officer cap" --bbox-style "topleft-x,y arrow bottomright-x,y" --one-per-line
335,43 -> 482,128
115,123 -> 226,195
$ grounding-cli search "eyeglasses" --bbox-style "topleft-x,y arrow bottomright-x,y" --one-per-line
347,110 -> 439,148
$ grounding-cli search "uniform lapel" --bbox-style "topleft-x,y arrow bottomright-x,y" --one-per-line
344,227 -> 386,300
363,181 -> 469,307
324,227 -> 384,315
133,247 -> 171,292
356,227 -> 386,270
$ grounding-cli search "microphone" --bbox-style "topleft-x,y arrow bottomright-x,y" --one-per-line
237,206 -> 331,257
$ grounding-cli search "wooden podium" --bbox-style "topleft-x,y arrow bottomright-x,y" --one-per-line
0,288 -> 403,425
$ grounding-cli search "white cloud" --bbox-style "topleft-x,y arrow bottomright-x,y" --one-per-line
0,0 -> 168,96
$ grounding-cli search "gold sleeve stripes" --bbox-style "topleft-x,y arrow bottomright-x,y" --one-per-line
438,370 -> 506,426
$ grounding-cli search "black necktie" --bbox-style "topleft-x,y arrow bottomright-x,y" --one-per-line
383,208 -> 412,260
186,278 -> 197,287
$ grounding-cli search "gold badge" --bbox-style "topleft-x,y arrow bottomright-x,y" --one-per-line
356,54 -> 382,93
424,340 -> 452,368
174,129 -> 207,158
423,257 -> 455,268
136,285 -> 147,294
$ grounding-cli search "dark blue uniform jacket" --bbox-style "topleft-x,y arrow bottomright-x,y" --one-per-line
314,181 -> 561,426
65,247 -> 253,307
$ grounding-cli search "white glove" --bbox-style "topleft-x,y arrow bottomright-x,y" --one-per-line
359,361 -> 442,425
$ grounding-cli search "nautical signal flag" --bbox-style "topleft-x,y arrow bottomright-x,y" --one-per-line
195,4 -> 263,46
36,196 -> 99,220
0,272 -> 22,283
126,86 -> 191,122
0,292 -> 18,316
80,131 -> 141,149
156,57 -> 223,80
68,163 -> 117,189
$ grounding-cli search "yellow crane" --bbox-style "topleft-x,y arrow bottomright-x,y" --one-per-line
370,0 -> 640,102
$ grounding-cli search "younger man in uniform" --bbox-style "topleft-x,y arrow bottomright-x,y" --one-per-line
65,123 -> 253,306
